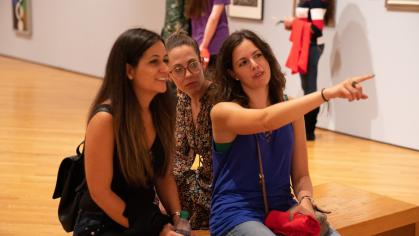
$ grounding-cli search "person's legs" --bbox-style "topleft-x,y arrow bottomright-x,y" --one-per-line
300,44 -> 324,140
304,107 -> 320,140
300,73 -> 309,95
225,221 -> 276,236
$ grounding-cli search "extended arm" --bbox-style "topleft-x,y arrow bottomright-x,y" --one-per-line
211,75 -> 373,143
155,158 -> 182,224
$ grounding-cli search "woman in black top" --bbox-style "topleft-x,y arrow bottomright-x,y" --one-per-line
74,28 -> 182,236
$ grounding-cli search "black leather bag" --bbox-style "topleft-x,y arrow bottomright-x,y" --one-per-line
52,141 -> 86,232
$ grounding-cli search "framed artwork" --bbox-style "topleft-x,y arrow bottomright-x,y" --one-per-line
12,0 -> 32,35
228,0 -> 264,20
386,0 -> 419,11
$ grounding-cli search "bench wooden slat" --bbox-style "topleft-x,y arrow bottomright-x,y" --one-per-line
192,229 -> 210,236
193,183 -> 419,236
314,183 -> 419,236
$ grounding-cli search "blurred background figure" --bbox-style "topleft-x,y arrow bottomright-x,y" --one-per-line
186,0 -> 230,72
284,0 -> 334,141
161,0 -> 191,41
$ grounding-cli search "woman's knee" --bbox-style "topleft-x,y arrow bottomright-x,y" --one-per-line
226,221 -> 276,236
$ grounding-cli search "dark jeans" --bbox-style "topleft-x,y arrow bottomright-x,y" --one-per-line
300,44 -> 324,137
225,220 -> 340,236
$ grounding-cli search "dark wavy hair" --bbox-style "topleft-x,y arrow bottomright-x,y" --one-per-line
213,30 -> 286,107
165,30 -> 200,57
88,28 -> 175,187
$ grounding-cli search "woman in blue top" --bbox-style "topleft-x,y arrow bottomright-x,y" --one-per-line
209,30 -> 373,236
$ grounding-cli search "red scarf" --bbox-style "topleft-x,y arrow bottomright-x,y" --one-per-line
264,210 -> 320,236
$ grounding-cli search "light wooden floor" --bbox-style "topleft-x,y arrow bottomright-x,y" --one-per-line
1,56 -> 418,235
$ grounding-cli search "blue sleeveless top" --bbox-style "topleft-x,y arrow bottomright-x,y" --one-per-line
210,124 -> 297,236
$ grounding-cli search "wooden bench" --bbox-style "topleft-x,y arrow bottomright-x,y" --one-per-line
314,182 -> 419,236
193,182 -> 419,236
193,230 -> 210,236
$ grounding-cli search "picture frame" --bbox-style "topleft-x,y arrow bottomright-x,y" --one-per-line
12,0 -> 32,35
385,0 -> 419,11
228,0 -> 264,21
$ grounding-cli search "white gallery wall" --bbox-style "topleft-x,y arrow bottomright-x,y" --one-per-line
226,0 -> 419,151
0,0 -> 165,76
1,0 -> 418,150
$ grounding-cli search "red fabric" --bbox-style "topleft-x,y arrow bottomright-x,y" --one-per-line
264,210 -> 320,236
285,19 -> 312,75
311,20 -> 324,30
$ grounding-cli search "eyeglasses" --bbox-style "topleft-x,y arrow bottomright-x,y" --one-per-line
169,60 -> 201,79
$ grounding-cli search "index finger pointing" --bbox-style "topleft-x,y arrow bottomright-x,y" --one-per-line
355,74 -> 375,83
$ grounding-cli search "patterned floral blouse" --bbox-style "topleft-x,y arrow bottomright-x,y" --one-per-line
173,84 -> 215,229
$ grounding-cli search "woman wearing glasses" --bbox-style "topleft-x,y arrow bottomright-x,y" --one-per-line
165,30 -> 215,229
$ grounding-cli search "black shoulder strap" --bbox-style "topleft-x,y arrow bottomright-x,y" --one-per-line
80,104 -> 112,155
255,135 -> 270,216
76,141 -> 85,156
93,104 -> 113,115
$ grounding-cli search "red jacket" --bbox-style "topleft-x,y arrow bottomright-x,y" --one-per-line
286,19 -> 312,75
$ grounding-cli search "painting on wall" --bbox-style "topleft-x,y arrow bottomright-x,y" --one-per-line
386,0 -> 419,11
228,0 -> 264,20
12,0 -> 32,35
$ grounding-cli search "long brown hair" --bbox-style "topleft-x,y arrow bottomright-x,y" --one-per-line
213,30 -> 286,107
88,28 -> 175,187
185,0 -> 209,18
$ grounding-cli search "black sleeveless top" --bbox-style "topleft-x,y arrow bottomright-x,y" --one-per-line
79,104 -> 171,235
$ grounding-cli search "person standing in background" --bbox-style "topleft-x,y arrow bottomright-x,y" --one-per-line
284,0 -> 333,141
186,0 -> 230,71
161,0 -> 191,41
